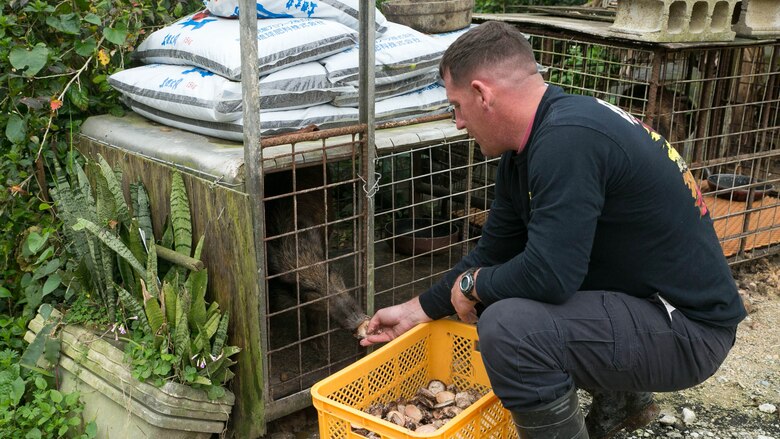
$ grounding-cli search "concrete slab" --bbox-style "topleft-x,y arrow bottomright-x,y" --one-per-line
733,0 -> 780,38
610,0 -> 738,43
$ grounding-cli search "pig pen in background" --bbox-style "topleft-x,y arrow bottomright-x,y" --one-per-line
477,12 -> 780,265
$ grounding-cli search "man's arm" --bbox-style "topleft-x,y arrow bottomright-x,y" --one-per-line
418,154 -> 529,319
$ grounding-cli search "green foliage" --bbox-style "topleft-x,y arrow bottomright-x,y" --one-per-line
0,361 -> 97,438
62,294 -> 111,328
52,157 -> 128,322
53,159 -> 238,398
0,314 -> 28,352
2,305 -> 96,438
0,0 -> 203,322
0,1 -> 215,434
121,172 -> 239,399
124,331 -> 175,387
546,43 -> 621,103
2,223 -> 68,318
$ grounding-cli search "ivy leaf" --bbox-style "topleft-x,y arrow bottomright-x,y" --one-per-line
25,231 -> 46,255
11,376 -> 25,406
5,114 -> 26,144
9,43 -> 50,77
46,13 -> 81,35
85,422 -> 97,437
83,13 -> 102,25
42,274 -> 61,297
75,37 -> 96,57
49,389 -> 63,403
67,86 -> 89,111
19,97 -> 45,111
103,24 -> 128,46
35,376 -> 47,390
0,287 -> 10,298
207,385 -> 225,400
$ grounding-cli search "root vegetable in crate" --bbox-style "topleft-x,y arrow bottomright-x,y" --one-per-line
265,167 -> 369,341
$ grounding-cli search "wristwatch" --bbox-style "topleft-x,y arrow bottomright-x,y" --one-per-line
458,268 -> 478,302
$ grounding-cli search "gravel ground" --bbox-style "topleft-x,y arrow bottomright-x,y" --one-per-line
608,257 -> 780,439
265,257 -> 780,439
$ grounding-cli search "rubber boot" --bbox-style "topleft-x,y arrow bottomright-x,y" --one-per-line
585,390 -> 659,439
511,387 -> 589,439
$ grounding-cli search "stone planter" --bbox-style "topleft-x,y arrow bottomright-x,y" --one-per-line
381,0 -> 474,34
25,309 -> 234,439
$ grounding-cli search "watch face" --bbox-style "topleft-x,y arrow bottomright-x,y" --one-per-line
459,274 -> 472,292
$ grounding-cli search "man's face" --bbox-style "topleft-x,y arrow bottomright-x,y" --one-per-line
443,71 -> 499,157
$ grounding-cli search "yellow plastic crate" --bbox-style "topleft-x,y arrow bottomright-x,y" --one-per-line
311,320 -> 517,438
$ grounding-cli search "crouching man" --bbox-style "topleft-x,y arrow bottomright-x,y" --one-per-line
361,21 -> 745,439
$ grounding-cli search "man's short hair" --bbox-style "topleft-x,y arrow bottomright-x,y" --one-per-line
439,21 -> 537,86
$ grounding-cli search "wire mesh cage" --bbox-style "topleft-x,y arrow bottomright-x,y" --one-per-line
257,20 -> 778,427
373,138 -> 499,310
515,24 -> 780,265
260,132 -> 370,409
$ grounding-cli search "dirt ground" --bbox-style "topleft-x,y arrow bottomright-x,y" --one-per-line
264,256 -> 780,439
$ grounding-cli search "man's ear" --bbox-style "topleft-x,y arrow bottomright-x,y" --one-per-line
471,79 -> 492,109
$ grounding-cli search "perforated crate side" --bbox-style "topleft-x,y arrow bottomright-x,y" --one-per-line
311,321 -> 517,439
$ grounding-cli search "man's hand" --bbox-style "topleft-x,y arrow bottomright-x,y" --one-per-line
359,297 -> 432,347
451,269 -> 480,324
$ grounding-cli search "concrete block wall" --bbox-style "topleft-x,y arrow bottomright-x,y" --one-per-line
733,0 -> 780,38
609,0 -> 738,42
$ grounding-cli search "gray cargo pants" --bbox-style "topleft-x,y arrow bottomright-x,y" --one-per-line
476,291 -> 737,411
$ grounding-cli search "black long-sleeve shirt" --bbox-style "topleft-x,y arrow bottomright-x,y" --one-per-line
419,85 -> 747,328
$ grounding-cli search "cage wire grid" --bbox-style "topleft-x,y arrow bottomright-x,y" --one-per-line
260,133 -> 368,404
373,138 -> 499,310
525,29 -> 780,264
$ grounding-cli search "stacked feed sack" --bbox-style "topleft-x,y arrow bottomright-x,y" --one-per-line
108,1 -> 477,140
322,22 -> 480,123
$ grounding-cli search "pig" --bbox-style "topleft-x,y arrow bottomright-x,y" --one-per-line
264,167 -> 369,343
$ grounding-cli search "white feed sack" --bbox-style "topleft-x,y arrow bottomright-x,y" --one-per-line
321,21 -> 447,86
109,62 -> 348,121
331,71 -> 440,107
204,0 -> 389,35
109,64 -> 241,122
135,10 -> 357,80
376,82 -> 451,123
124,97 -> 360,141
122,82 -> 450,141
259,62 -> 352,110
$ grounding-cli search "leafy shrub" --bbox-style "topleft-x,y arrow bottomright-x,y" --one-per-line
0,343 -> 96,438
1,1 -> 215,431
51,154 -> 239,399
1,0 -> 202,320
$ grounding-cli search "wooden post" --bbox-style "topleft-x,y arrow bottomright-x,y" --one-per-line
359,4 -> 377,316
235,0 -> 266,436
